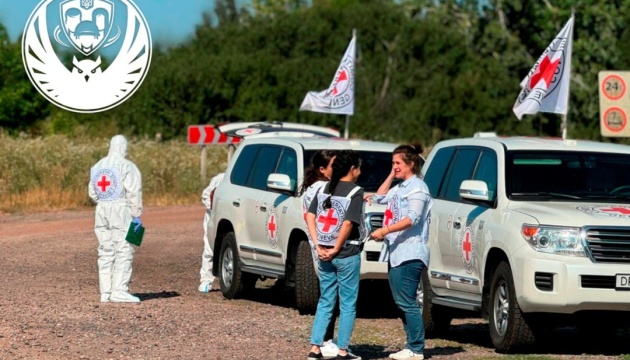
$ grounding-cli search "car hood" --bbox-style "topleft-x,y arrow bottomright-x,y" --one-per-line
507,201 -> 630,226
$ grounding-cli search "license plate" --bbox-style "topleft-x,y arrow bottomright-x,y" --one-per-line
615,274 -> 630,290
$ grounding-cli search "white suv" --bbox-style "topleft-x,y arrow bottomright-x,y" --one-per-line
420,135 -> 630,352
206,122 -> 397,313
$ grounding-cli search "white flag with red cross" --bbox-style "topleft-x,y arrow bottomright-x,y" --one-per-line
513,16 -> 574,120
300,35 -> 356,115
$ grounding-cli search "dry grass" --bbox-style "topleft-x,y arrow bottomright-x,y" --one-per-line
0,134 -> 228,214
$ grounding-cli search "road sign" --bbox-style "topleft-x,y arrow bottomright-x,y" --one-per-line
187,125 -> 241,145
599,71 -> 630,137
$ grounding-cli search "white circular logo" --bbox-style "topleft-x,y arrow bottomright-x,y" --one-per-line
22,0 -> 152,113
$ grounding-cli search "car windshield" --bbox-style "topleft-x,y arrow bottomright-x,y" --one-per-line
506,150 -> 630,201
304,150 -> 396,192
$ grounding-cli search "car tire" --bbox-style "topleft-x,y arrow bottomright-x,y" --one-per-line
295,240 -> 319,314
488,261 -> 535,353
420,269 -> 452,338
219,232 -> 250,299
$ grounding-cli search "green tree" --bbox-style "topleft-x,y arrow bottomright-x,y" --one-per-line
0,23 -> 50,132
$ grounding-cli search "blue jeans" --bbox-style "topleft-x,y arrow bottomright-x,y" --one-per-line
388,259 -> 426,354
310,254 -> 360,350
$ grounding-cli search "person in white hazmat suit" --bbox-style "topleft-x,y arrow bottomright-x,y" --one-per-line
198,172 -> 225,292
88,135 -> 143,303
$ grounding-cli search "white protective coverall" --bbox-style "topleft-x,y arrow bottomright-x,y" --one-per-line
88,135 -> 143,303
199,172 -> 225,292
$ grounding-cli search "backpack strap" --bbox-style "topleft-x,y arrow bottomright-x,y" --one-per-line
346,186 -> 361,199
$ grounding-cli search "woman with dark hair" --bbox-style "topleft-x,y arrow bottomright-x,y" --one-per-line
367,145 -> 433,360
299,150 -> 339,358
305,150 -> 364,360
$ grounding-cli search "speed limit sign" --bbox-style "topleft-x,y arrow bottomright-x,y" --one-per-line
599,71 -> 630,137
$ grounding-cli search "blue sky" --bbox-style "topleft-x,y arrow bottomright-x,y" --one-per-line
0,0 -> 248,44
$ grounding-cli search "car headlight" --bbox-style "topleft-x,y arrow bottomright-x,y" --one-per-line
521,225 -> 585,257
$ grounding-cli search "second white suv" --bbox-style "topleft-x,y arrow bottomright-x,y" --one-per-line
420,135 -> 630,352
206,123 -> 397,313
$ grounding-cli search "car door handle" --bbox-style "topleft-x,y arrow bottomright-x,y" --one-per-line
453,221 -> 461,229
260,205 -> 268,212
232,200 -> 240,207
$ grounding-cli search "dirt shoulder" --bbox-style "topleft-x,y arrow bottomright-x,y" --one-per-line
0,206 -> 627,359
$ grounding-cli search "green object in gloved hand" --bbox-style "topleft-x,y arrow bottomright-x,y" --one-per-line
126,222 -> 145,246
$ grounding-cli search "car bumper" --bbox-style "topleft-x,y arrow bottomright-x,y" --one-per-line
512,248 -> 630,313
360,242 -> 388,280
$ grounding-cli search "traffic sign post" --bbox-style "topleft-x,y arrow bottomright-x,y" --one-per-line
599,71 -> 630,137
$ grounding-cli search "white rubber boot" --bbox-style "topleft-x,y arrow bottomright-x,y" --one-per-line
110,291 -> 140,303
99,273 -> 112,302
111,263 -> 139,303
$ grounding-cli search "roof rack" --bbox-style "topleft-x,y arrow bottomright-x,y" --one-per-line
218,121 -> 340,139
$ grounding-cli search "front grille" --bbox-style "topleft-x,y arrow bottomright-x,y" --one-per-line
365,251 -> 380,261
584,226 -> 630,263
535,272 -> 554,291
365,213 -> 383,232
581,275 -> 616,289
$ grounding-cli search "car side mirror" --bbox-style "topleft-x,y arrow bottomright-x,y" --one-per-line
460,180 -> 490,202
267,173 -> 294,193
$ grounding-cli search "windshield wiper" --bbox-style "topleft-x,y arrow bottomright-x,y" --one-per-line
511,192 -> 582,199
585,194 -> 630,201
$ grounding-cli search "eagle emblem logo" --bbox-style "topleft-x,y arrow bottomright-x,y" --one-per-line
22,0 -> 152,113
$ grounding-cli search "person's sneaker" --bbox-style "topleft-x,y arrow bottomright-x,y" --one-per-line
100,293 -> 110,303
198,282 -> 212,293
110,291 -> 140,303
308,351 -> 323,360
321,340 -> 339,358
335,351 -> 361,360
389,348 -> 424,360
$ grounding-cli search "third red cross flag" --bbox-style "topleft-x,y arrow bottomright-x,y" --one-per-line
513,16 -> 574,120
300,35 -> 356,115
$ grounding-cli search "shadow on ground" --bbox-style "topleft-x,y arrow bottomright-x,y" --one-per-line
137,291 -> 180,301
240,278 -> 399,318
437,321 -> 630,356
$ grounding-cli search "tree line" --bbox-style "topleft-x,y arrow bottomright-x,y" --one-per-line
2,0 -> 630,147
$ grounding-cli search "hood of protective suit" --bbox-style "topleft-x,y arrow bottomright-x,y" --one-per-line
108,135 -> 128,158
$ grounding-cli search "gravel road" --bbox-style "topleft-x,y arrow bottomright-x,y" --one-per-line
0,205 -> 627,360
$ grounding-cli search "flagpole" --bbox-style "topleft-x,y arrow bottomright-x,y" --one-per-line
562,9 -> 575,140
344,28 -> 357,140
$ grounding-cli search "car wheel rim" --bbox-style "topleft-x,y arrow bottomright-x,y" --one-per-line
493,279 -> 509,336
222,246 -> 234,288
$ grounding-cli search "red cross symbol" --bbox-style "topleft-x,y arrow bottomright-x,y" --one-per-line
268,215 -> 277,239
383,205 -> 394,227
601,207 -> 630,215
317,209 -> 339,232
97,175 -> 111,192
462,230 -> 472,262
529,55 -> 561,89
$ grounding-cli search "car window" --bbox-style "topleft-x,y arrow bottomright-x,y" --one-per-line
473,150 -> 498,201
276,148 -> 298,191
302,150 -> 394,192
507,150 -> 630,199
249,146 -> 282,190
231,144 -> 259,186
442,148 -> 481,202
424,147 -> 455,198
